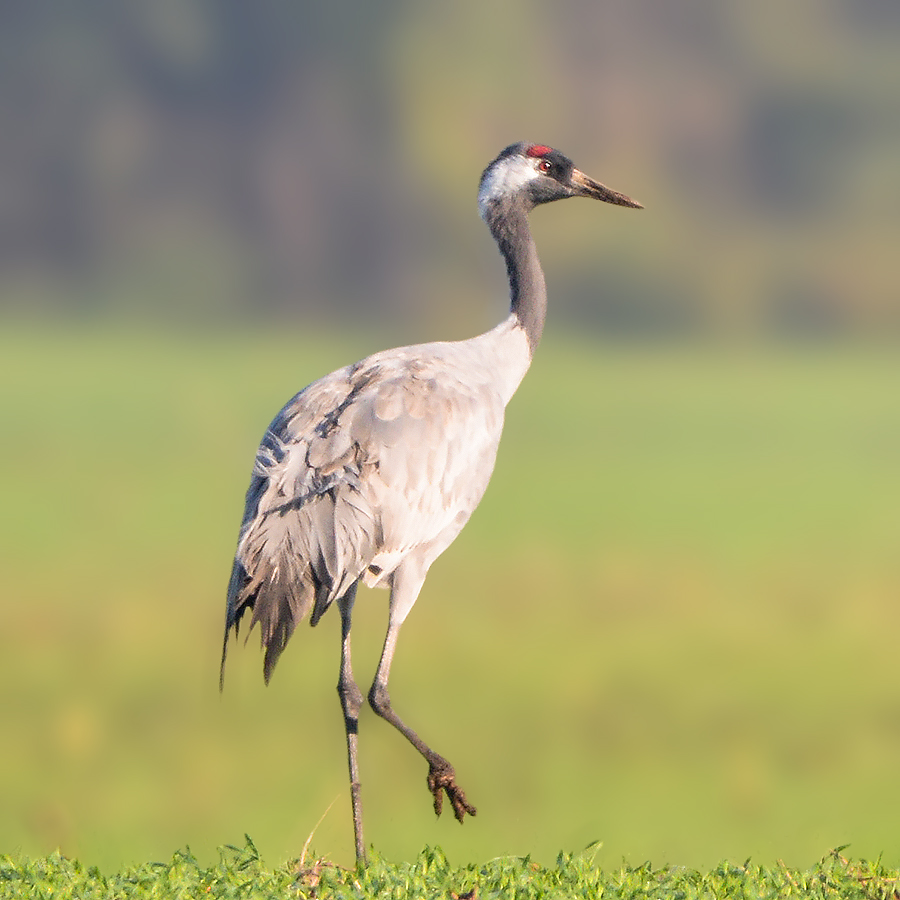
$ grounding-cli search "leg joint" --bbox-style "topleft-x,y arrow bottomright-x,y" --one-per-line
368,680 -> 390,717
338,675 -> 364,720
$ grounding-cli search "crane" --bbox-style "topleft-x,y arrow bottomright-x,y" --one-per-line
220,142 -> 642,865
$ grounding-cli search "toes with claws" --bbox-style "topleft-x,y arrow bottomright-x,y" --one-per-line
427,754 -> 477,822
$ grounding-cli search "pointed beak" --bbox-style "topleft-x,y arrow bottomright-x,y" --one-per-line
571,168 -> 643,209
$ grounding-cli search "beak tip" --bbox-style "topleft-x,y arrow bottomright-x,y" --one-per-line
603,190 -> 644,210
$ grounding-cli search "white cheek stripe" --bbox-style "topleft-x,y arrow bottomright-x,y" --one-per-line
478,159 -> 539,218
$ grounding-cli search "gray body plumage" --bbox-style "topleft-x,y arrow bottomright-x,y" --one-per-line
223,319 -> 530,683
220,142 -> 641,865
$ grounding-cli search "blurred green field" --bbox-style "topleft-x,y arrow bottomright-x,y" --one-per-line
1,325 -> 899,873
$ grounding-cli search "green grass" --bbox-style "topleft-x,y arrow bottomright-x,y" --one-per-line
1,324 -> 900,873
3,840 -> 899,899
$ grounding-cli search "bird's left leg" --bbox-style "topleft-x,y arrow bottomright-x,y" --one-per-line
336,584 -> 367,866
367,563 -> 477,823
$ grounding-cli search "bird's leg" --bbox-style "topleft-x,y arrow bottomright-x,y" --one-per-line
368,614 -> 477,824
336,586 -> 367,866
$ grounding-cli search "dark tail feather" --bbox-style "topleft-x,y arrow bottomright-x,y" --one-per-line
220,559 -> 250,692
221,552 -> 317,686
219,559 -> 259,693
261,589 -> 299,683
219,631 -> 230,692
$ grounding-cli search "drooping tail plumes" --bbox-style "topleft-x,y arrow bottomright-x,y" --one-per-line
220,459 -> 377,687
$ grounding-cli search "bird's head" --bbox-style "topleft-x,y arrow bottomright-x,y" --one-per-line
478,142 -> 642,220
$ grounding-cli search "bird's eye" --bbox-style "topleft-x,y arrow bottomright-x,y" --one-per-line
538,159 -> 552,174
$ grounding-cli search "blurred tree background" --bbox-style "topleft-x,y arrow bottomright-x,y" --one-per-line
3,0 -> 900,337
2,0 -> 900,878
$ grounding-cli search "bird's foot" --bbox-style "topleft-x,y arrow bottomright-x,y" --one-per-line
426,754 -> 476,822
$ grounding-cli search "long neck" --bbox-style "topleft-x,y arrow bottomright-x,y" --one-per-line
486,198 -> 547,354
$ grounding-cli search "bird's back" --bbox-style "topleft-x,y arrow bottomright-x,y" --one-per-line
223,336 -> 511,681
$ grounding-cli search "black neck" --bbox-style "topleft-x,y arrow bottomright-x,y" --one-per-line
485,197 -> 547,354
